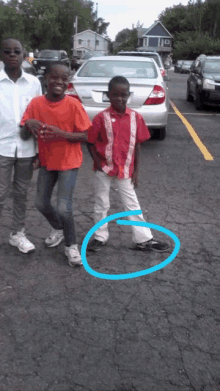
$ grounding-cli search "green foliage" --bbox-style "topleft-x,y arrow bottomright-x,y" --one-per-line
174,32 -> 220,59
0,0 -> 110,54
158,0 -> 220,59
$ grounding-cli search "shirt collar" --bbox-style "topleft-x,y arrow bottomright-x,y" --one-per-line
0,68 -> 28,82
109,105 -> 131,117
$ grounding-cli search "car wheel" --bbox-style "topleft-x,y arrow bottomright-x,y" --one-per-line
186,83 -> 193,102
195,88 -> 204,110
153,127 -> 166,140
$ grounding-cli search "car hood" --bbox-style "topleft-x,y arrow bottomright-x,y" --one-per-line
203,73 -> 220,82
71,77 -> 162,108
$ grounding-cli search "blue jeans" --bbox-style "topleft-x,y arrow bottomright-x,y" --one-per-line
35,167 -> 78,246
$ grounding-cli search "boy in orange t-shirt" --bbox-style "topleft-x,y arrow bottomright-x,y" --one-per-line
20,62 -> 92,267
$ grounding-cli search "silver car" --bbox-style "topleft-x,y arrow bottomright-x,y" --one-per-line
66,56 -> 169,139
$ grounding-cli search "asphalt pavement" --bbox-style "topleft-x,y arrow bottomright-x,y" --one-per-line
0,72 -> 220,391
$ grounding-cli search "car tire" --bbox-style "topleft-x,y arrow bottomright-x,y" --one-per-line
153,127 -> 166,140
186,83 -> 193,102
195,88 -> 204,110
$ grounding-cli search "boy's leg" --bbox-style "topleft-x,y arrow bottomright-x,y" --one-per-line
0,155 -> 14,218
9,157 -> 36,253
35,167 -> 63,230
93,170 -> 111,243
12,157 -> 34,232
56,169 -> 78,247
56,168 -> 82,267
117,178 -> 153,243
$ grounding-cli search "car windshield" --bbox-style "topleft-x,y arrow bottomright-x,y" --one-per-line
118,53 -> 161,67
204,60 -> 220,73
38,50 -> 60,59
78,60 -> 158,79
183,61 -> 193,65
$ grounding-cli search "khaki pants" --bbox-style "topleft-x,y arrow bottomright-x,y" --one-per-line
93,171 -> 153,243
0,154 -> 34,232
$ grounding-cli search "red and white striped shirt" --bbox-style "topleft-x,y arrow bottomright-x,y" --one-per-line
88,106 -> 151,179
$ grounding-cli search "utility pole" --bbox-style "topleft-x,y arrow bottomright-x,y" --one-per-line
94,3 -> 98,52
73,2 -> 78,57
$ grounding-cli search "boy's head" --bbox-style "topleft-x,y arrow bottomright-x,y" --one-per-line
108,76 -> 130,113
45,62 -> 70,101
1,38 -> 24,71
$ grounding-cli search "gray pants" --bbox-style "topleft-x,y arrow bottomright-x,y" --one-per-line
0,154 -> 34,232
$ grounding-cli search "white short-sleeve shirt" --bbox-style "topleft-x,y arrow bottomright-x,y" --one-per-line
0,69 -> 42,158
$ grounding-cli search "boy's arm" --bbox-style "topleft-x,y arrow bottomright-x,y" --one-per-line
20,119 -> 43,140
38,124 -> 89,142
87,143 -> 103,171
132,143 -> 140,188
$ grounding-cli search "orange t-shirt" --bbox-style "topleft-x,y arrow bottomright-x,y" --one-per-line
20,95 -> 92,170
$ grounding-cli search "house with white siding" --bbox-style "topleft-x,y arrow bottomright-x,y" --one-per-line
72,30 -> 109,56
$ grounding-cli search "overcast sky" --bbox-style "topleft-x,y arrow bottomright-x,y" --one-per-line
97,0 -> 190,40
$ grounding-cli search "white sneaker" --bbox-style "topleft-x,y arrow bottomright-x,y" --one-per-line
9,228 -> 35,254
45,228 -> 64,247
64,244 -> 83,267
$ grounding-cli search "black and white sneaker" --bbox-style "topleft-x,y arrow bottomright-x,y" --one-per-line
135,239 -> 170,253
87,239 -> 107,252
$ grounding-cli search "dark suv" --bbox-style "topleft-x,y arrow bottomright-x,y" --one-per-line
187,55 -> 220,110
32,50 -> 70,75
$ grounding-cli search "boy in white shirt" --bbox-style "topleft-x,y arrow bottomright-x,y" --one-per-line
0,37 -> 42,253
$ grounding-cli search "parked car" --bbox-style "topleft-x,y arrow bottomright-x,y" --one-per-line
32,50 -> 70,75
180,60 -> 194,74
117,51 -> 167,78
186,55 -> 220,110
0,59 -> 37,76
174,60 -> 184,73
77,51 -> 106,67
66,56 -> 169,140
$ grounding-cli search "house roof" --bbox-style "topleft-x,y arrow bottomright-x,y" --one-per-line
73,29 -> 110,41
138,21 -> 173,38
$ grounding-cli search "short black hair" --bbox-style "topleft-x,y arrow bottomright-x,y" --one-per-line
1,37 -> 23,49
108,76 -> 130,92
46,61 -> 69,75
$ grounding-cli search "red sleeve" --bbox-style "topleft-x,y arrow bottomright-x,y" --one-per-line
136,112 -> 151,143
88,113 -> 103,144
73,99 -> 92,132
20,98 -> 36,126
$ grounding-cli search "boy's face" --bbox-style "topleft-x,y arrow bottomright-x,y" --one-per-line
108,83 -> 130,113
46,65 -> 69,100
1,39 -> 23,71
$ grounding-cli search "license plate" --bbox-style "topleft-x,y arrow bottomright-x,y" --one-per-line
40,66 -> 46,69
102,92 -> 110,102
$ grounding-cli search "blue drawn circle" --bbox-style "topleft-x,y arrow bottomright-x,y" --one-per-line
81,210 -> 181,280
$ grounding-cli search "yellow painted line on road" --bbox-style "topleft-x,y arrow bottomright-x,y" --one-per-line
170,100 -> 214,161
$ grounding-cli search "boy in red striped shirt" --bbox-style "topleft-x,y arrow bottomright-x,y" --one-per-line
87,76 -> 169,252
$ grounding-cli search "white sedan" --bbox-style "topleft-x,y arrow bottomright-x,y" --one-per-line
66,56 -> 169,140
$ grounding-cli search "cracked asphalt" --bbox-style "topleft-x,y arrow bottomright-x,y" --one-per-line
0,71 -> 220,391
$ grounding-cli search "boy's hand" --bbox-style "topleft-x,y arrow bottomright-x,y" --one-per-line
39,125 -> 64,140
33,155 -> 40,170
131,170 -> 138,188
25,119 -> 43,138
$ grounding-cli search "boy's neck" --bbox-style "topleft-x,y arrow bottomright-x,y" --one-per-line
111,105 -> 127,115
4,66 -> 22,83
46,93 -> 66,102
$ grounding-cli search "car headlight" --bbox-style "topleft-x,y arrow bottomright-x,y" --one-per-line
33,60 -> 37,65
203,78 -> 215,90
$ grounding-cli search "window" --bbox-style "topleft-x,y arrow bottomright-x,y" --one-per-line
164,39 -> 170,45
96,40 -> 99,46
88,39 -> 90,45
78,39 -> 82,45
